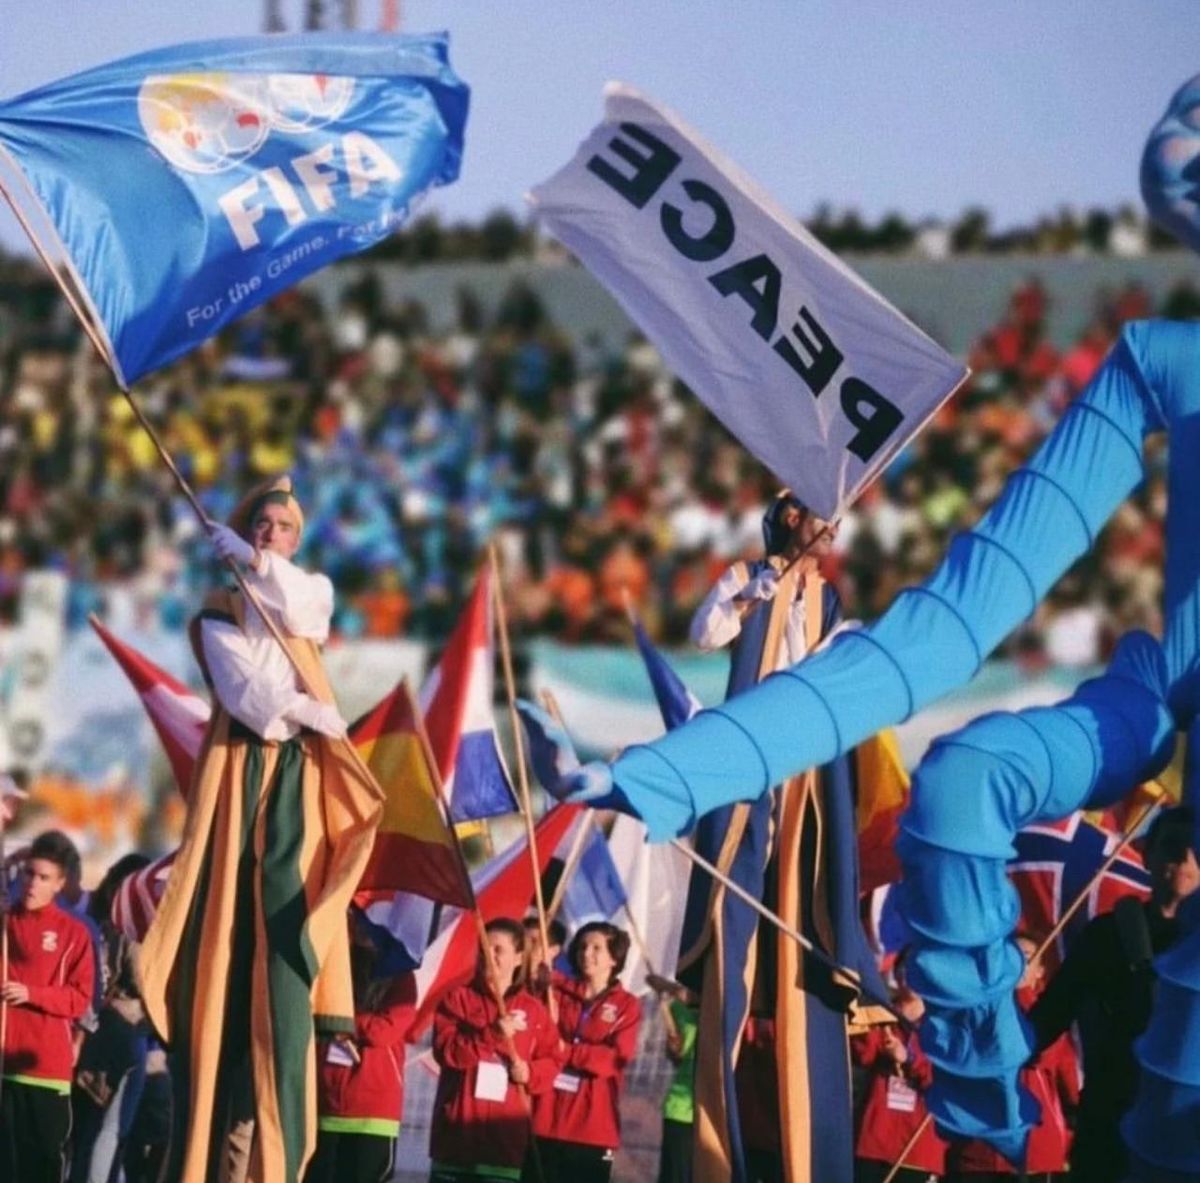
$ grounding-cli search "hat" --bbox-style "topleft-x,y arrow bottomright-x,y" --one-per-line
227,474 -> 304,541
761,489 -> 807,555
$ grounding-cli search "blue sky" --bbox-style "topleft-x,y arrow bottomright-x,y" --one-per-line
1,1 -> 1199,252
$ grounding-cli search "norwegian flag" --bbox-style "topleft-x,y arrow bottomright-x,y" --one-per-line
1010,812 -> 1151,971
111,850 -> 176,942
419,565 -> 516,822
90,615 -> 209,797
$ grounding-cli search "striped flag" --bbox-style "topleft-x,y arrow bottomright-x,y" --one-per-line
112,851 -> 176,942
420,565 -> 517,822
90,616 -> 208,797
631,615 -> 703,729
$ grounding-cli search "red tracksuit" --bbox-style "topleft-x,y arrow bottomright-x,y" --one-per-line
430,978 -> 561,1174
852,1025 -> 948,1176
2,901 -> 95,1087
316,973 -> 417,1135
533,981 -> 640,1150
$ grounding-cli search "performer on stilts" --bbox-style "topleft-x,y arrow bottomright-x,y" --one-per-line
139,475 -> 384,1183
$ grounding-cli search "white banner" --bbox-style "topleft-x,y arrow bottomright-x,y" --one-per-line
529,84 -> 968,519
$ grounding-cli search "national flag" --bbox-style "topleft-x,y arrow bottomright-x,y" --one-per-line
420,565 -> 517,822
854,728 -> 911,895
351,679 -> 473,908
112,851 -> 176,943
631,615 -> 702,730
357,802 -> 581,1033
0,33 -> 468,387
560,821 -> 628,931
1010,812 -> 1151,971
607,813 -> 690,995
90,615 -> 209,797
529,84 -> 967,520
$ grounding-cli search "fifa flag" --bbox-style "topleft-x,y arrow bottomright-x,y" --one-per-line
529,85 -> 966,519
420,566 -> 517,822
0,33 -> 468,386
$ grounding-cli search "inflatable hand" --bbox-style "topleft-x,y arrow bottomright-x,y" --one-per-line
517,699 -> 625,807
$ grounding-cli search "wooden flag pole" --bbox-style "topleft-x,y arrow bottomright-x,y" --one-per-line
881,792 -> 1166,1183
488,545 -> 554,982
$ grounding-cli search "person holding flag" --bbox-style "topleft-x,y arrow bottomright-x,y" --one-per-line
138,474 -> 384,1183
531,921 -> 641,1183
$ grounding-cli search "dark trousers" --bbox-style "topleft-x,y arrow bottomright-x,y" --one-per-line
658,1117 -> 693,1183
0,1078 -> 72,1183
531,1138 -> 615,1183
304,1129 -> 395,1183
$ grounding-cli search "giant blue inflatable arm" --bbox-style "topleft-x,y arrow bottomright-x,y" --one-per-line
897,630 -> 1174,1162
605,320 -> 1200,841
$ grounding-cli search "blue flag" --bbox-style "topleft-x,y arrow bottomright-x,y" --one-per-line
0,33 -> 467,386
562,824 -> 628,929
631,617 -> 702,731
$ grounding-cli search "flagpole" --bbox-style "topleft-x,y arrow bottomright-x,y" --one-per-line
879,792 -> 1166,1183
0,177 -> 390,800
488,545 -> 555,984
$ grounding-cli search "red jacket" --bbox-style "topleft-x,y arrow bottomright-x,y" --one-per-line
852,1026 -> 947,1174
430,978 -> 562,1170
2,902 -> 95,1089
317,973 -> 416,1135
533,980 -> 640,1149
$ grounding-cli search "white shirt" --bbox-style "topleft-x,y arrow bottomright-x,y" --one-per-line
200,551 -> 334,741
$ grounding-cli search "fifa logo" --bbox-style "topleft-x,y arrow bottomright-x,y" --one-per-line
138,72 -> 403,250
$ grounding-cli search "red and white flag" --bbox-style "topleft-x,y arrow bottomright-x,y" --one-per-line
111,850 -> 176,942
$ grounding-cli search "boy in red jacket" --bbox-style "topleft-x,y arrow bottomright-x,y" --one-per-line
1,829 -> 95,1183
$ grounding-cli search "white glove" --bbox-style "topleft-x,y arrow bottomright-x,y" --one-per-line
209,523 -> 256,568
740,568 -> 779,602
284,695 -> 348,739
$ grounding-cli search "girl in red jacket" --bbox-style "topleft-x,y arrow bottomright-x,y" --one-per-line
430,917 -> 561,1183
305,921 -> 417,1183
533,921 -> 641,1183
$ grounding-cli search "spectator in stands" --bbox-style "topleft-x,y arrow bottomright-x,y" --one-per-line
306,918 -> 416,1183
429,917 -> 560,1183
0,829 -> 95,1182
532,921 -> 640,1183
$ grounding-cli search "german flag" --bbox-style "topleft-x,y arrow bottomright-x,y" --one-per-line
353,679 -> 472,908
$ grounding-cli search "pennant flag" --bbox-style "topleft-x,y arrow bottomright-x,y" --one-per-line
631,615 -> 702,730
1010,812 -> 1150,972
420,565 -> 517,822
359,802 -> 581,1033
351,679 -> 473,908
90,616 -> 210,797
607,813 -> 690,995
0,33 -> 468,386
854,728 -> 911,895
112,851 -> 176,943
529,84 -> 967,520
560,822 -> 628,931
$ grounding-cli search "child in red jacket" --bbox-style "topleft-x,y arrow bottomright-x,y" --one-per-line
430,917 -> 561,1183
532,921 -> 641,1183
305,920 -> 417,1183
1,829 -> 95,1183
852,987 -> 947,1183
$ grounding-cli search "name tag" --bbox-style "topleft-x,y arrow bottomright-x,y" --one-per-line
474,1060 -> 509,1103
325,1041 -> 355,1068
886,1074 -> 917,1113
553,1071 -> 582,1094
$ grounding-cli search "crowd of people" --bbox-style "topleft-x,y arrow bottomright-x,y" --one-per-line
0,250 -> 1191,663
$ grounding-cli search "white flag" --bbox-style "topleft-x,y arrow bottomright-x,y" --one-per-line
529,84 -> 967,520
607,813 -> 690,995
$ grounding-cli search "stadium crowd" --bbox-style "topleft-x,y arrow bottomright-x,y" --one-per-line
0,250 -> 1193,664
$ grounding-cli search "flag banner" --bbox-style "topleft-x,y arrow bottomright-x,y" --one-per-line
529,84 -> 967,520
631,615 -> 702,730
420,565 -> 517,822
0,33 -> 468,386
112,851 -> 176,942
90,616 -> 209,797
350,679 -> 473,908
854,727 -> 911,895
358,803 -> 581,1032
561,822 -> 628,931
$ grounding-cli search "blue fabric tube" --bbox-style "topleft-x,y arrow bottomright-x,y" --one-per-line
611,324 -> 1167,841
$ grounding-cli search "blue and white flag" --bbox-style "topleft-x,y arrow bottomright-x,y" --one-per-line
0,33 -> 468,386
631,615 -> 703,731
530,84 -> 966,520
561,823 -> 629,930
